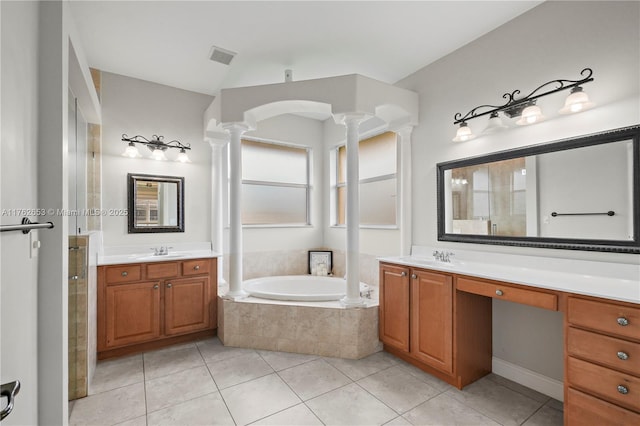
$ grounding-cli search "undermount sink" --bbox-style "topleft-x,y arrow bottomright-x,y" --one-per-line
134,253 -> 191,261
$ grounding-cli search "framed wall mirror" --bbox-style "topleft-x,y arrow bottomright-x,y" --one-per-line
127,173 -> 184,233
437,125 -> 640,253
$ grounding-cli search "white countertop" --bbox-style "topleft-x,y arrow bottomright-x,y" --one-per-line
97,242 -> 221,266
379,247 -> 640,305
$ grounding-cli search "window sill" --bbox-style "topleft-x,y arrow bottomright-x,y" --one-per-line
330,225 -> 399,230
225,224 -> 314,229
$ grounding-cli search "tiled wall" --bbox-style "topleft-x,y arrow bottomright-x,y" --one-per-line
219,299 -> 382,359
68,233 -> 99,401
68,235 -> 89,400
222,249 -> 380,288
87,68 -> 102,232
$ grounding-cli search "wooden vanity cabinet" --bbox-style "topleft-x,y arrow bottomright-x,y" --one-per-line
379,262 -> 490,387
105,280 -> 161,348
98,257 -> 217,359
164,276 -> 211,336
411,269 -> 453,374
380,260 -> 640,425
379,263 -> 410,352
565,296 -> 640,424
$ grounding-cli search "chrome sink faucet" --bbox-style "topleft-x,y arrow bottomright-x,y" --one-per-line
152,246 -> 172,256
433,250 -> 455,263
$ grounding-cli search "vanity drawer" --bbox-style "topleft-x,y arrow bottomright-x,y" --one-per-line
146,262 -> 179,280
566,388 -> 640,426
105,265 -> 142,284
567,327 -> 640,375
567,356 -> 640,412
456,277 -> 558,311
568,298 -> 640,341
182,259 -> 210,276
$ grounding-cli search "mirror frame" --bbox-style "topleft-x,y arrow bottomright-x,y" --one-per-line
436,125 -> 640,254
127,173 -> 185,234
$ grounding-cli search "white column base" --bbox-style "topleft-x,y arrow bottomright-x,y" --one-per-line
340,296 -> 366,308
222,289 -> 248,301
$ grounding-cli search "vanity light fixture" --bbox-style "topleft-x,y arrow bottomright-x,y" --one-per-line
452,122 -> 476,142
516,103 -> 545,125
452,68 -> 594,140
176,148 -> 191,163
122,141 -> 141,158
121,134 -> 191,162
482,111 -> 508,134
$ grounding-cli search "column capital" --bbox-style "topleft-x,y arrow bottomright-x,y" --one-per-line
332,112 -> 371,126
221,122 -> 251,134
206,136 -> 229,148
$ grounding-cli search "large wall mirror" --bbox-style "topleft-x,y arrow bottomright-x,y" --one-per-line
437,125 -> 640,253
127,173 -> 184,233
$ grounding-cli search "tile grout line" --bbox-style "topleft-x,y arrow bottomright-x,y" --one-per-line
256,350 -> 327,425
195,339 -> 239,425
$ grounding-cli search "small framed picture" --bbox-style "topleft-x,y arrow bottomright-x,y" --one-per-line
308,250 -> 332,275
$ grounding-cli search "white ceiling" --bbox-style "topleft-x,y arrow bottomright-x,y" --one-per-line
69,1 -> 543,96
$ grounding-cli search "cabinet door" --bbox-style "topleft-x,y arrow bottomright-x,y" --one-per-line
164,277 -> 211,336
379,264 -> 410,352
105,281 -> 161,348
411,269 -> 453,374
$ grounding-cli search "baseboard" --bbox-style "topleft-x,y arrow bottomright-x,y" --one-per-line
492,357 -> 564,402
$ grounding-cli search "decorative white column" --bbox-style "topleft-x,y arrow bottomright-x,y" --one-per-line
208,137 -> 228,287
397,126 -> 414,256
341,114 -> 368,308
223,123 -> 249,299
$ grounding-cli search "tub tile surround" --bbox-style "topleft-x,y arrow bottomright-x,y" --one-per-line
70,336 -> 563,426
218,297 -> 382,359
381,245 -> 640,303
224,249 -> 380,288
97,241 -> 219,265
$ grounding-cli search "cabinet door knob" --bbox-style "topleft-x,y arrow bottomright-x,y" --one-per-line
496,289 -> 504,296
400,271 -> 407,277
121,271 -> 128,277
153,284 -> 159,289
617,351 -> 629,361
194,265 -> 200,271
617,317 -> 629,326
617,385 -> 629,395
166,283 -> 172,288
411,274 -> 417,279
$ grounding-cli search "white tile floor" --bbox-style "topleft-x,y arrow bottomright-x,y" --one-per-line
69,337 -> 563,426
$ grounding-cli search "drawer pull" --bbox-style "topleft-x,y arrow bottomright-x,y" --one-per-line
496,289 -> 504,296
194,265 -> 200,271
121,271 -> 128,277
617,317 -> 630,326
617,351 -> 630,361
617,385 -> 629,395
153,284 -> 159,289
411,274 -> 417,279
401,271 -> 407,277
167,283 -> 172,288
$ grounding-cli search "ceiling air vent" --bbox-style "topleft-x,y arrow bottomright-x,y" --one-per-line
209,46 -> 236,66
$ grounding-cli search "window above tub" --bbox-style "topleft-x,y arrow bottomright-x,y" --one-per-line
229,138 -> 311,227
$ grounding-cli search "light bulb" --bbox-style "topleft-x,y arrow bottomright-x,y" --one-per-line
176,149 -> 191,163
151,148 -> 167,161
482,112 -> 508,134
452,122 -> 476,142
559,86 -> 595,114
122,142 -> 140,158
516,105 -> 544,125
